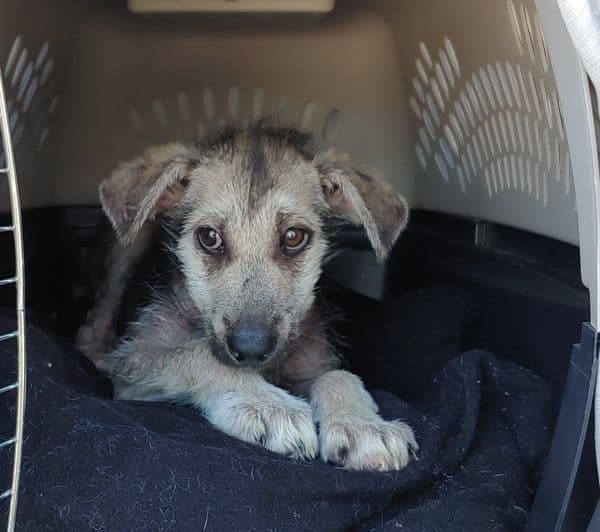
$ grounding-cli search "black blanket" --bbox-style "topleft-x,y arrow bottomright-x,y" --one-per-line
0,287 -> 552,531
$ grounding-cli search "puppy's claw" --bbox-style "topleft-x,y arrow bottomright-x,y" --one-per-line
336,445 -> 348,465
295,439 -> 306,456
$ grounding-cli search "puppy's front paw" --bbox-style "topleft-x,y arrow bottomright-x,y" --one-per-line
319,415 -> 418,471
206,389 -> 319,460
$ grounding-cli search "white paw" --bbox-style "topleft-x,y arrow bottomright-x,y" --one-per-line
205,388 -> 319,460
319,414 -> 418,471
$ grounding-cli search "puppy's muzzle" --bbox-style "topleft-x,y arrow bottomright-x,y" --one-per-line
227,321 -> 276,366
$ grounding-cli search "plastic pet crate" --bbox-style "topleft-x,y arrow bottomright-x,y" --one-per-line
1,0 -> 600,530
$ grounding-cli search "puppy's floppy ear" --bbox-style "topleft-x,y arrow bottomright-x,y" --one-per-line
319,155 -> 409,261
99,143 -> 196,245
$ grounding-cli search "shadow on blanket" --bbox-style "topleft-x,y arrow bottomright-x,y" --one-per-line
0,287 -> 551,531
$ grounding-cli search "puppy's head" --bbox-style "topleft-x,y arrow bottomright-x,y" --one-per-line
100,125 -> 408,369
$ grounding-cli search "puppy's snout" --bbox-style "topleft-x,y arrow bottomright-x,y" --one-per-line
227,322 -> 275,365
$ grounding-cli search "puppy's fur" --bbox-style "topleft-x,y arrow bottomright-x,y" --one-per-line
77,124 -> 417,471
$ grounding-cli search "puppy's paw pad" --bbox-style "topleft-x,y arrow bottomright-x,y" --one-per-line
320,417 -> 418,471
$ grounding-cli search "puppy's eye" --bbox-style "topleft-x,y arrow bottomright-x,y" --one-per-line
197,227 -> 224,254
281,227 -> 310,258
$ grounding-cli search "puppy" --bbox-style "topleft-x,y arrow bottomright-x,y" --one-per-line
76,124 -> 417,471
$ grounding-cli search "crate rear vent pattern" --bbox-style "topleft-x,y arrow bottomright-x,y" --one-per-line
127,88 -> 342,147
0,35 -> 59,169
412,0 -> 573,208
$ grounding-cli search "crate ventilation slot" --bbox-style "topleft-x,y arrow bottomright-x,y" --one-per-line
128,88 -> 341,145
0,35 -> 59,166
411,0 -> 573,207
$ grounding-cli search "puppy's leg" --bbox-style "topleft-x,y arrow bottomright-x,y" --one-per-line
76,223 -> 155,363
103,340 -> 319,459
202,374 -> 319,460
310,370 -> 418,471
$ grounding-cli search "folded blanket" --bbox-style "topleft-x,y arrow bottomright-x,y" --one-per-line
0,287 -> 552,531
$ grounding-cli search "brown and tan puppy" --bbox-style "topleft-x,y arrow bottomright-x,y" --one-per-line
77,124 -> 417,471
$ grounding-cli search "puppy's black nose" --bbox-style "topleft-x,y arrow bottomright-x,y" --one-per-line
227,323 -> 275,364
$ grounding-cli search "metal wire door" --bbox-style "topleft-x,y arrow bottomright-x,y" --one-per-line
0,65 -> 27,532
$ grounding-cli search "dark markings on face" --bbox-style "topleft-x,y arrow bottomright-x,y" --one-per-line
248,125 -> 270,207
249,124 -> 267,180
195,122 -> 315,163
